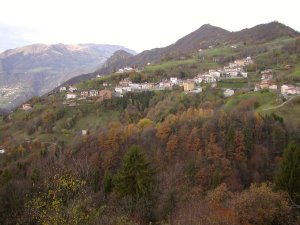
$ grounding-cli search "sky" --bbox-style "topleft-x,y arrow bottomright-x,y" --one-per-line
0,0 -> 299,53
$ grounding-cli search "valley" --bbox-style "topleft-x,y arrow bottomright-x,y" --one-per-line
0,44 -> 136,109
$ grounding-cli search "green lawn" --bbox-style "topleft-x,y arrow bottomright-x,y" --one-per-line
144,58 -> 198,72
289,61 -> 300,78
262,98 -> 300,131
218,78 -> 249,89
200,46 -> 236,58
74,110 -> 120,131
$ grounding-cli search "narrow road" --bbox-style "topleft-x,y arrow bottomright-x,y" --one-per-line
262,95 -> 300,111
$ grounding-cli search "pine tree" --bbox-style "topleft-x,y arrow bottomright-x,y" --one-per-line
115,145 -> 154,200
275,141 -> 300,204
103,170 -> 114,197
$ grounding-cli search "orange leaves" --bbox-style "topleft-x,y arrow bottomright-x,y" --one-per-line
156,123 -> 172,140
233,131 -> 246,162
179,107 -> 213,122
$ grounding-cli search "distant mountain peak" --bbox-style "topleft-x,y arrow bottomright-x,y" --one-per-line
0,43 -> 136,109
101,50 -> 134,71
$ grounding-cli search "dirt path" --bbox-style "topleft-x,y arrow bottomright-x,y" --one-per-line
262,95 -> 300,111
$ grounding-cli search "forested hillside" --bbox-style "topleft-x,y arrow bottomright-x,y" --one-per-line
1,84 -> 300,224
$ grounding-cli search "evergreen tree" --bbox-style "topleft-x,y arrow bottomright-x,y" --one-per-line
275,141 -> 300,204
115,145 -> 154,200
103,170 -> 114,197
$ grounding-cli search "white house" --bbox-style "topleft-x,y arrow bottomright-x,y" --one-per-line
202,74 -> 216,83
69,86 -> 77,92
229,63 -> 237,68
159,81 -> 172,88
115,86 -> 132,94
66,93 -> 77,99
224,89 -> 235,97
194,77 -> 203,84
281,85 -> 297,95
124,67 -> 134,72
170,77 -> 178,84
209,70 -> 221,78
115,86 -> 124,94
129,83 -> 141,89
21,103 -> 32,110
245,57 -> 253,65
269,85 -> 278,91
254,84 -> 261,92
59,86 -> 67,92
80,91 -> 89,98
241,72 -> 248,78
116,69 -> 124,74
224,67 -> 240,77
89,90 -> 98,97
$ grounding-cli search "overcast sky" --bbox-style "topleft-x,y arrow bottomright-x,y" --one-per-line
0,0 -> 299,53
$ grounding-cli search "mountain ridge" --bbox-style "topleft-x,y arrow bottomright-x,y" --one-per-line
0,43 -> 136,109
58,21 -> 299,87
94,21 -> 299,76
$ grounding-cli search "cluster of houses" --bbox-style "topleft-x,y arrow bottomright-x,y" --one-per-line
115,66 -> 140,74
114,77 -> 203,96
60,85 -> 112,101
254,69 -> 300,95
62,57 -> 254,100
112,57 -> 252,95
67,89 -> 112,101
281,84 -> 300,95
56,56 -> 299,104
193,57 -> 253,86
255,69 -> 277,91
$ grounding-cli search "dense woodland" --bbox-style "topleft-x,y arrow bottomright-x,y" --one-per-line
1,33 -> 300,225
0,88 -> 300,225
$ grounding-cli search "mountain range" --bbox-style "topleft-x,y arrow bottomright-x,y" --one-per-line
0,44 -> 136,109
0,21 -> 299,109
98,21 -> 299,73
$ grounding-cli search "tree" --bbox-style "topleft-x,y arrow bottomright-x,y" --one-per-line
233,183 -> 295,225
27,172 -> 96,225
233,131 -> 246,162
296,37 -> 300,59
275,141 -> 300,204
103,170 -> 114,197
166,134 -> 178,156
115,145 -> 154,200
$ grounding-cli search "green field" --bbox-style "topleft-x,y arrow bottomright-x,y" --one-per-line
200,46 -> 236,58
223,91 -> 280,111
261,96 -> 300,131
144,58 -> 198,72
218,78 -> 249,89
289,61 -> 300,78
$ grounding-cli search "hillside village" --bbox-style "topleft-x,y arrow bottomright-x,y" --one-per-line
40,56 -> 299,110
